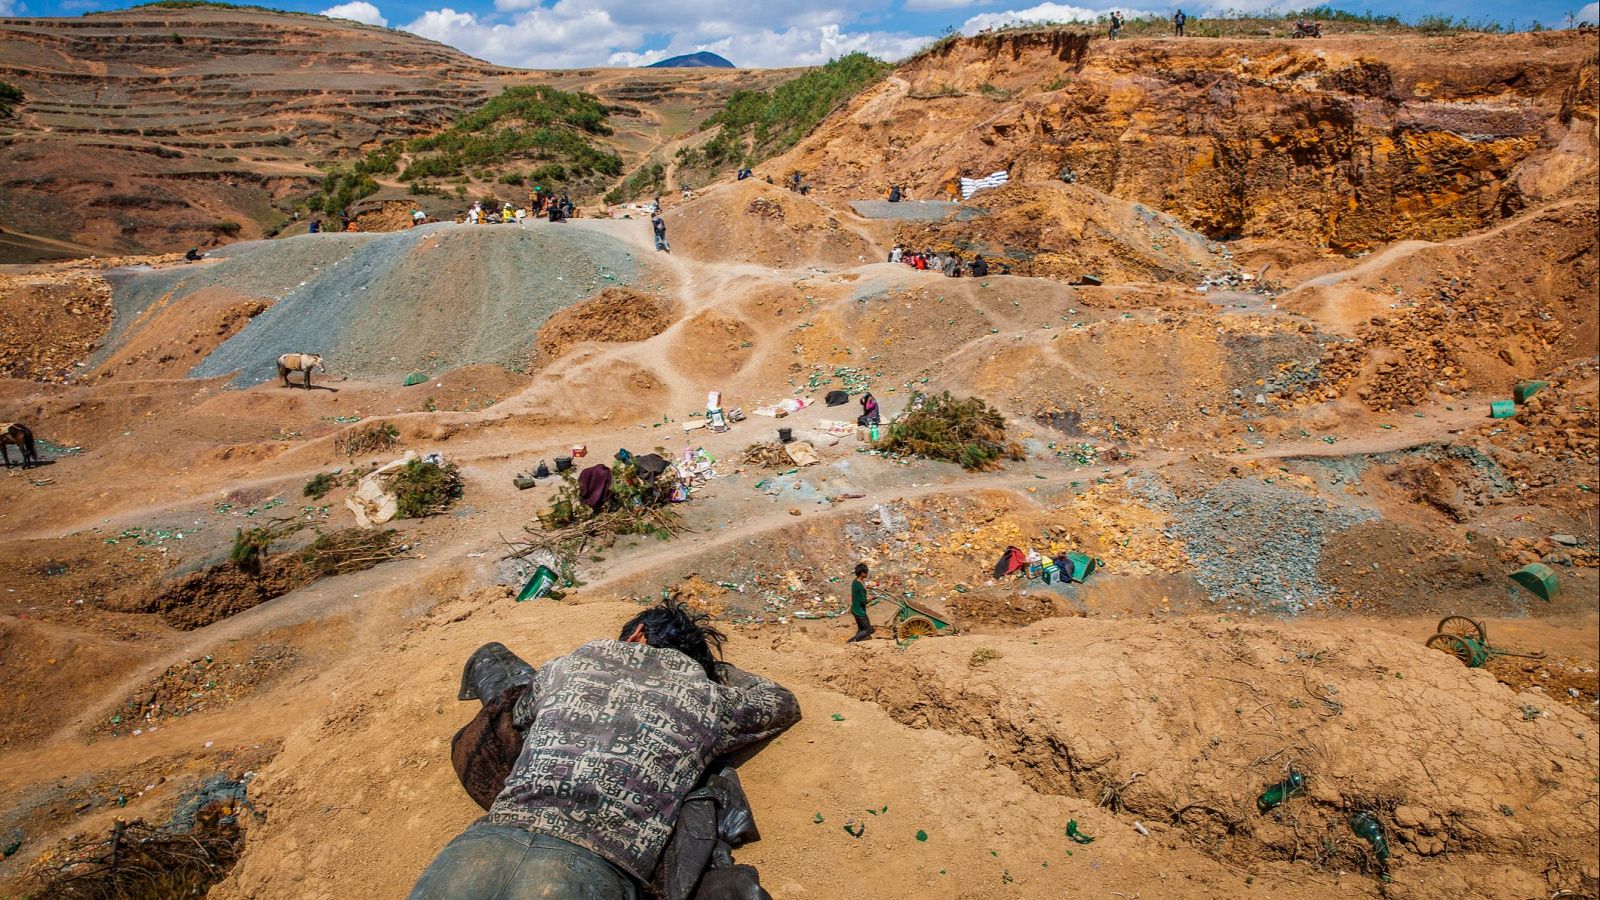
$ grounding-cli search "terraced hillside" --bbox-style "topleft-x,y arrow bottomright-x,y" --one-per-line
0,7 -> 791,258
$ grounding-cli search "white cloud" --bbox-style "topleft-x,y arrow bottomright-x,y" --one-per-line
404,0 -> 919,68
405,4 -> 647,68
1200,0 -> 1292,12
320,1 -> 388,26
961,2 -> 1111,30
1577,2 -> 1598,24
0,0 -> 19,14
903,0 -> 987,10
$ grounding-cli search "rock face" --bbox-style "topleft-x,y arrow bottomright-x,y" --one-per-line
782,30 -> 1598,252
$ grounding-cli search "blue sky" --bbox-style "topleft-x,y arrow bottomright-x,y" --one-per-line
6,0 -> 1596,67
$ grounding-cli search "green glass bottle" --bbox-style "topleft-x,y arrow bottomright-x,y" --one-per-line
1256,770 -> 1306,813
1348,811 -> 1391,864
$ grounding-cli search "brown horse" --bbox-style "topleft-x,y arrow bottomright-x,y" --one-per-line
1,422 -> 40,468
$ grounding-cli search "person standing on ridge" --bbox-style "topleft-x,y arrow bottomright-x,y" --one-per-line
652,212 -> 669,253
1174,8 -> 1186,35
848,563 -> 874,643
1109,10 -> 1124,38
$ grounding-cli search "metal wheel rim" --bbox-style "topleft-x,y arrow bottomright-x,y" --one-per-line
1436,615 -> 1486,643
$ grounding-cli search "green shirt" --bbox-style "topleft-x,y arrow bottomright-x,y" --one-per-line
851,580 -> 868,617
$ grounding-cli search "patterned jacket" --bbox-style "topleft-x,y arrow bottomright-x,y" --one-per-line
487,640 -> 801,883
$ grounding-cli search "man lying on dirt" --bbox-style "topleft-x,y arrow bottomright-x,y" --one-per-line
409,600 -> 801,900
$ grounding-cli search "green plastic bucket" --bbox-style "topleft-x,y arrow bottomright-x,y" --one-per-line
1513,381 -> 1549,403
516,565 -> 559,602
403,372 -> 429,387
1489,400 -> 1515,419
1508,563 -> 1559,601
1063,552 -> 1100,583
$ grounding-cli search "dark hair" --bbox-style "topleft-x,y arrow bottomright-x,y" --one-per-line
620,598 -> 725,679
855,563 -> 869,577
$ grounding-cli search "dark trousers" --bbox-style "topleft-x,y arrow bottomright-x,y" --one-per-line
409,821 -> 639,900
848,613 -> 873,643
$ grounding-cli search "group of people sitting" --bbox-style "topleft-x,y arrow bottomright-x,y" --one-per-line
464,194 -> 574,225
888,243 -> 994,278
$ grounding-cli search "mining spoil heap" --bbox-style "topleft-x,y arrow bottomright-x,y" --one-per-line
0,17 -> 1597,900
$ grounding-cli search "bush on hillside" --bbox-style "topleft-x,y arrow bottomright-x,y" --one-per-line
0,81 -> 23,119
401,85 -> 621,185
391,459 -> 463,518
875,391 -> 1025,471
681,53 -> 891,170
604,161 -> 666,204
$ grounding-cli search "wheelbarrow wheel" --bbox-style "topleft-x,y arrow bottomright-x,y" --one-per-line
1436,615 -> 1486,644
897,616 -> 938,640
1426,633 -> 1488,668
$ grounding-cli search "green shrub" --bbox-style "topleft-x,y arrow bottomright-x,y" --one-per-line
391,460 -> 463,519
875,391 -> 1024,471
401,85 -> 620,186
304,472 -> 336,499
0,81 -> 24,119
604,161 -> 665,204
334,421 -> 399,457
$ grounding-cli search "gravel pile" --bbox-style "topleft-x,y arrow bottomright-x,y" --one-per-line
848,200 -> 965,222
1168,480 -> 1378,613
103,224 -> 639,386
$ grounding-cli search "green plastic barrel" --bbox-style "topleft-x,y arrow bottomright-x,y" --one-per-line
1508,563 -> 1559,601
403,372 -> 429,387
1489,400 -> 1515,419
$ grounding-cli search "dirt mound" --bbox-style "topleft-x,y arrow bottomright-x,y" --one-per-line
107,528 -> 403,630
891,181 -> 1222,283
92,287 -> 271,382
534,287 -> 674,362
0,271 -> 113,382
92,643 -> 301,739
817,618 -> 1599,890
664,179 -> 879,269
350,201 -> 423,234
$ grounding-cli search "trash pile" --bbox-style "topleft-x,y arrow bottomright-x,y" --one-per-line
752,396 -> 814,418
741,442 -> 794,469
682,390 -> 743,433
803,365 -> 873,394
1193,270 -> 1271,295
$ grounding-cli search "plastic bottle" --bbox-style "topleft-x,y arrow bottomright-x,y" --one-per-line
1348,811 -> 1391,865
1256,770 -> 1306,813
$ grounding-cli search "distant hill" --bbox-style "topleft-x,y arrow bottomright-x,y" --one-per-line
646,51 -> 736,69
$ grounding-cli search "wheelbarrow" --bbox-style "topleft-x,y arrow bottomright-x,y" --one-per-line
870,590 -> 958,641
1424,615 -> 1546,668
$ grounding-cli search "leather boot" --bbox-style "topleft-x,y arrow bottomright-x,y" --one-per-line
458,642 -> 534,705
